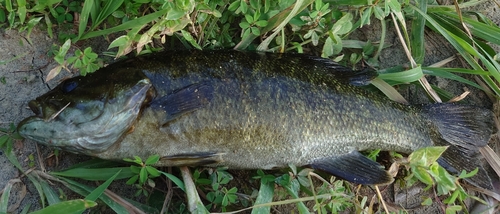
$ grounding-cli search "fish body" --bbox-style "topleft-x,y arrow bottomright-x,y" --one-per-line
18,50 -> 493,187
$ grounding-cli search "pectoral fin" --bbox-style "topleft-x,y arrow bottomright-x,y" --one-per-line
151,83 -> 214,125
310,150 -> 393,185
161,152 -> 224,166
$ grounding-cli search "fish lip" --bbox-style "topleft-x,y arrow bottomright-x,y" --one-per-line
28,100 -> 42,117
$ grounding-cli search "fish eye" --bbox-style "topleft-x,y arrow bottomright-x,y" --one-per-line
61,80 -> 78,93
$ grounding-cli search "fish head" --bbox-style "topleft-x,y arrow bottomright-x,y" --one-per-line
17,68 -> 154,154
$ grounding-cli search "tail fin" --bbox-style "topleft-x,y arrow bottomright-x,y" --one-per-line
422,103 -> 494,189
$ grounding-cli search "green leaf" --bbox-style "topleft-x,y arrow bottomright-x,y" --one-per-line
254,20 -> 268,27
408,146 -> 448,167
373,5 -> 385,20
181,29 -> 202,50
108,35 -> 130,49
378,65 -> 423,83
251,179 -> 274,214
280,177 -> 310,214
16,0 -> 27,24
430,163 -> 456,195
331,13 -> 352,35
145,166 -> 161,177
250,27 -> 260,36
145,154 -> 160,165
56,39 -> 72,64
30,199 -> 97,214
239,21 -> 250,29
228,1 -> 240,11
165,6 -> 186,20
458,168 -> 478,179
240,0 -> 248,13
236,0 -> 314,50
421,197 -> 432,206
126,175 -> 138,185
411,166 -> 434,186
244,14 -> 253,23
387,0 -> 401,13
359,6 -> 372,27
0,9 -> 6,23
0,135 -> 9,148
160,171 -> 185,192
5,0 -> 13,12
321,37 -> 334,58
139,167 -> 148,185
445,205 -> 462,214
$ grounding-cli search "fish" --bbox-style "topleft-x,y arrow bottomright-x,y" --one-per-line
17,50 -> 494,188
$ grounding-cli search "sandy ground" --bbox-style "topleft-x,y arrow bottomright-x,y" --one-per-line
0,1 -> 499,213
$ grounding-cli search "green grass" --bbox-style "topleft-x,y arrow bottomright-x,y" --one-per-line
1,0 -> 500,213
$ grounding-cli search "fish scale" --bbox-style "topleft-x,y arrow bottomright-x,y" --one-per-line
18,50 -> 493,188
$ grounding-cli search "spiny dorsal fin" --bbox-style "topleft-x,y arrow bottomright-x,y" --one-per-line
306,55 -> 377,86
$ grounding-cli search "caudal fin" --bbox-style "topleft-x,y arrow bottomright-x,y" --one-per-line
423,103 -> 494,189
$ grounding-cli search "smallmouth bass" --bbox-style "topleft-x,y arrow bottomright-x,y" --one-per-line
18,50 -> 493,188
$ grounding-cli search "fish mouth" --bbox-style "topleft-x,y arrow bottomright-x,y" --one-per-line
27,98 -> 74,121
28,100 -> 41,117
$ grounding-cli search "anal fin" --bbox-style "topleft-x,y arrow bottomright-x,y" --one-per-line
160,152 -> 224,166
310,150 -> 393,185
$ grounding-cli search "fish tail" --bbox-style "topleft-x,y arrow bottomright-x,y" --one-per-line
422,103 -> 494,189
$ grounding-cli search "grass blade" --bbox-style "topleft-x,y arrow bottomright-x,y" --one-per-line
51,167 -> 134,181
434,11 -> 500,45
91,0 -> 124,31
410,4 -> 500,96
79,9 -> 168,40
63,159 -> 125,170
370,78 -> 408,104
58,177 -> 130,214
77,0 -> 94,40
0,180 -> 14,213
410,0 -> 427,64
40,179 -> 61,205
85,170 -> 121,201
29,199 -> 97,214
251,180 -> 274,214
422,67 -> 484,90
378,65 -> 423,83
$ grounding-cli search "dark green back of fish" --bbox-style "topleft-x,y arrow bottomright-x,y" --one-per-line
93,51 -> 439,184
